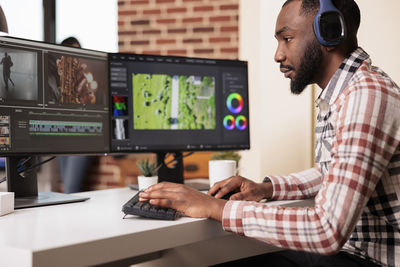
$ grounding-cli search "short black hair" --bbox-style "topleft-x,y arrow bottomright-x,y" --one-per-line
283,0 -> 360,51
61,36 -> 81,48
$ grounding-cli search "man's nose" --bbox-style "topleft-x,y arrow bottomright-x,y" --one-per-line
274,45 -> 286,63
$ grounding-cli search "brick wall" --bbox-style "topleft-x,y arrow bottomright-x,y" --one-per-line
88,0 -> 239,190
87,155 -> 154,190
117,0 -> 239,59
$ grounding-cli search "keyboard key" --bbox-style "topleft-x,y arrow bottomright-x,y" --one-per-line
122,191 -> 178,220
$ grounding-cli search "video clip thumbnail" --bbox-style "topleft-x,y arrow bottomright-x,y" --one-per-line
0,48 -> 38,102
47,52 -> 107,106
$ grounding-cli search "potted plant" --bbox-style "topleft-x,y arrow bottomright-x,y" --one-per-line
136,159 -> 160,190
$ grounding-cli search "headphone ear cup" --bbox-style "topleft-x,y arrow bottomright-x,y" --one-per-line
314,0 -> 347,46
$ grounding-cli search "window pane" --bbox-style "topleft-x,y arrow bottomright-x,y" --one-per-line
56,0 -> 118,52
1,0 -> 43,41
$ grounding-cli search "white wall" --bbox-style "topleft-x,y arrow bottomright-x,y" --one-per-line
239,0 -> 313,181
238,0 -> 400,182
357,0 -> 400,83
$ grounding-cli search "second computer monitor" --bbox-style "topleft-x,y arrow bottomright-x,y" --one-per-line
0,36 -> 109,208
109,53 -> 250,154
0,36 -> 109,155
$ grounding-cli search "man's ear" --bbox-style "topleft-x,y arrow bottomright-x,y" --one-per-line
324,46 -> 336,52
318,43 -> 336,53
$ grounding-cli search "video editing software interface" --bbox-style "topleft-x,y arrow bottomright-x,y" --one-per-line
0,37 -> 109,155
109,53 -> 250,153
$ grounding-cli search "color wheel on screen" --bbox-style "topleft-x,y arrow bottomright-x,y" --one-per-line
226,93 -> 243,114
223,115 -> 235,130
235,115 -> 247,130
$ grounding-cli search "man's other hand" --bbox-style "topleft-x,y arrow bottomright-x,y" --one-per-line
139,182 -> 227,221
208,176 -> 273,201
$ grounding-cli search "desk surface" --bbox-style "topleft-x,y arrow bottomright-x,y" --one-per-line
0,187 -> 313,267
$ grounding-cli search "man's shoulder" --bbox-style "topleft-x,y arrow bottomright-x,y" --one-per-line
346,60 -> 399,97
334,61 -> 400,138
333,60 -> 400,117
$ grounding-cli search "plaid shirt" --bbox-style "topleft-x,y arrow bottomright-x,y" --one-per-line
222,48 -> 400,267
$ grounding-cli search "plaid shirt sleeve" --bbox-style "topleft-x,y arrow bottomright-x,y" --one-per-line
266,167 -> 322,200
222,75 -> 400,255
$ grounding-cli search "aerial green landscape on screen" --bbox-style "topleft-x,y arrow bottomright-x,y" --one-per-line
133,74 -> 215,130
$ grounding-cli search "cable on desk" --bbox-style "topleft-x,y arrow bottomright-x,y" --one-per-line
0,156 -> 56,184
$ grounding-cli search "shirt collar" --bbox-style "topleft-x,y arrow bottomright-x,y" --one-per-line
316,47 -> 370,107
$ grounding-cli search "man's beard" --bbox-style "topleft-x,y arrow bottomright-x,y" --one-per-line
290,40 -> 323,95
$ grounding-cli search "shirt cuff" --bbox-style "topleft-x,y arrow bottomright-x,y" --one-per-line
263,176 -> 281,199
222,200 -> 245,235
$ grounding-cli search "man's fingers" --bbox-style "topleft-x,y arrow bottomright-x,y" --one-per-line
145,182 -> 177,192
208,181 -> 225,196
230,189 -> 263,201
149,198 -> 173,208
230,192 -> 245,200
208,177 -> 242,197
140,189 -> 174,200
145,182 -> 191,195
214,184 -> 236,199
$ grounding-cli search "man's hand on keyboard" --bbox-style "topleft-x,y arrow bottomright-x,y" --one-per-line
139,182 -> 227,221
208,176 -> 273,202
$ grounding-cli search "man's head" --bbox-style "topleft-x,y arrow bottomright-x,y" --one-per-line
61,37 -> 81,48
275,0 -> 360,94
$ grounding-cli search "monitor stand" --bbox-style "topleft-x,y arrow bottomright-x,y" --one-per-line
6,156 -> 89,209
156,152 -> 184,184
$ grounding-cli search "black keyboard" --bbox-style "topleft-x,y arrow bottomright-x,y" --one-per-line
122,191 -> 179,220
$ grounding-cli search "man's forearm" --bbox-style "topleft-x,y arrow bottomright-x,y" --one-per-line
267,167 -> 322,200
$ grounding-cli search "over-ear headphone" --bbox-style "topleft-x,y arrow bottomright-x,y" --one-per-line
313,0 -> 346,46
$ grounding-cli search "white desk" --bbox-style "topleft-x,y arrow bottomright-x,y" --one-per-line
0,187 -> 313,267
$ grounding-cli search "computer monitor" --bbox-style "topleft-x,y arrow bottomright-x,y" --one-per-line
109,53 -> 249,183
0,36 -> 109,208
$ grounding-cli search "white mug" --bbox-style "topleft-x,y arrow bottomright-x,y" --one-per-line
208,160 -> 236,187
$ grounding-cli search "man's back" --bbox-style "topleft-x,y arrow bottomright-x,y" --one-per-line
337,58 -> 400,266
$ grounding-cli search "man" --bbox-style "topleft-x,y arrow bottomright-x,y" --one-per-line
0,52 -> 14,90
60,36 -> 81,48
139,0 -> 400,266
